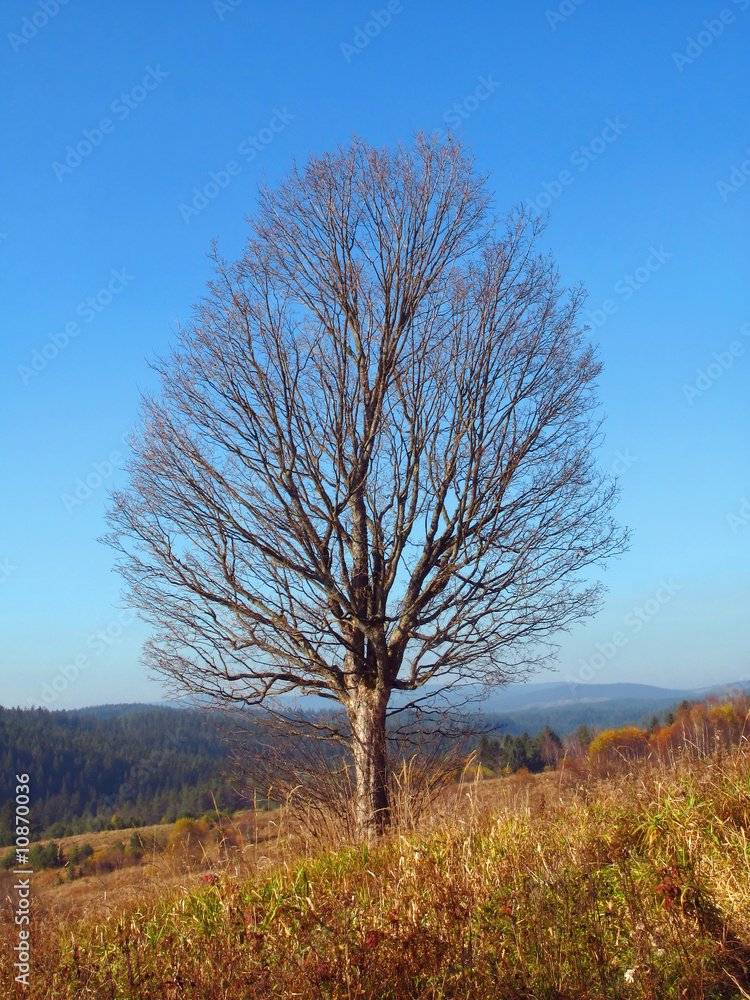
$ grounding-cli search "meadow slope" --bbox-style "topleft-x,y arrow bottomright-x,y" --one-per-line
2,743 -> 750,999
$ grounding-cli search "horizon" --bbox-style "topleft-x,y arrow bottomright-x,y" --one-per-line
1,0 -> 748,711
4,676 -> 750,716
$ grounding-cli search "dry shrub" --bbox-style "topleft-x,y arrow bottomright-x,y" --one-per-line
166,817 -> 211,857
583,696 -> 750,776
265,741 -> 469,849
89,841 -> 125,874
555,750 -> 589,789
655,696 -> 750,760
589,725 -> 650,774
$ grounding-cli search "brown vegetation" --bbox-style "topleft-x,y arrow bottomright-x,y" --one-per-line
2,699 -> 750,998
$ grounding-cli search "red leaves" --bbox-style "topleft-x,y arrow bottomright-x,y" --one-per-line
364,929 -> 384,950
654,864 -> 681,910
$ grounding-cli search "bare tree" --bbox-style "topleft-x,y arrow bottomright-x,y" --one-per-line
106,136 -> 628,838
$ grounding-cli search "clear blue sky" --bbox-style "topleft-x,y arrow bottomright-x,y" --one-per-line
1,0 -> 748,709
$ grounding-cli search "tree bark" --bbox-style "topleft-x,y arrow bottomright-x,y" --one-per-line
348,685 -> 390,838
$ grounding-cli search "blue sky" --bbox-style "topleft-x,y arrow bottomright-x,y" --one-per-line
0,0 -> 748,710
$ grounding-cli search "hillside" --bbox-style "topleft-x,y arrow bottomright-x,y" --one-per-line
0,705 -> 247,842
3,739 -> 749,998
479,680 -> 693,711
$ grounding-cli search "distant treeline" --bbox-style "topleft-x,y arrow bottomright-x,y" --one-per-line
0,694 -> 694,844
474,704 -> 700,774
477,726 -> 564,773
479,698 -> 689,739
0,705 -> 247,844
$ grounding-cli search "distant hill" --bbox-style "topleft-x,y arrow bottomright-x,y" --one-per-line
12,679 -> 746,722
473,679 -> 749,735
0,704 -> 248,844
476,681 -> 692,713
481,701 -> 674,738
73,702 -> 176,718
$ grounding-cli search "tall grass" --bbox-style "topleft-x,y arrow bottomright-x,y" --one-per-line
3,740 -> 750,998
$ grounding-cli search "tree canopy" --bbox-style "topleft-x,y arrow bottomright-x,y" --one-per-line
106,136 -> 628,834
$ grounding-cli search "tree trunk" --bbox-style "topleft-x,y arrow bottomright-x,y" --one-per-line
348,686 -> 390,840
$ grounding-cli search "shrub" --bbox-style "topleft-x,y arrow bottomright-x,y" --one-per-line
167,817 -> 209,853
128,831 -> 165,856
588,726 -> 649,768
652,698 -> 749,760
28,841 -> 65,869
90,842 -> 126,874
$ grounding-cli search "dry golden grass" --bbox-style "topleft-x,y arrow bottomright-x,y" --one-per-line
0,807 -> 293,926
4,745 -> 750,998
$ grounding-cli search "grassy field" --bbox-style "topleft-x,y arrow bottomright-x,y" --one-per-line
2,740 -> 750,999
0,805 -> 286,925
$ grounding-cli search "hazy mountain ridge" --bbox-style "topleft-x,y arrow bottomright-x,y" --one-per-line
18,679 -> 746,720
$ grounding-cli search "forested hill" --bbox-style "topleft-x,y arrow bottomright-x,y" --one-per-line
0,704 -> 246,844
0,690 -> 698,844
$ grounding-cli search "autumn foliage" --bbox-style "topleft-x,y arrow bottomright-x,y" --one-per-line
588,694 -> 750,771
